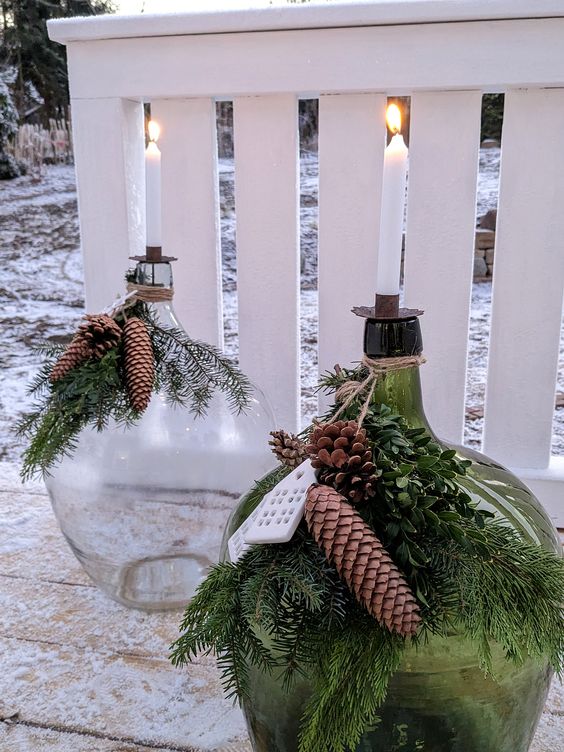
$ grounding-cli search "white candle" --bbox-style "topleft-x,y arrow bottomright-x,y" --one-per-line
377,105 -> 408,296
145,120 -> 162,247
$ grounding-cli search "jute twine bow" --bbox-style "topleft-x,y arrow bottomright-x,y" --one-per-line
331,354 -> 426,427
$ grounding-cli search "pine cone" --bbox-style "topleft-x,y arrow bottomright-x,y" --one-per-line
269,429 -> 308,468
50,335 -> 92,383
305,484 -> 421,637
306,420 -> 378,504
123,317 -> 154,413
77,314 -> 122,358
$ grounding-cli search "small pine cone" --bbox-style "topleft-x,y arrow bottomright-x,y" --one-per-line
50,335 -> 92,382
123,317 -> 154,413
269,429 -> 308,468
306,420 -> 378,504
78,314 -> 122,358
305,484 -> 421,637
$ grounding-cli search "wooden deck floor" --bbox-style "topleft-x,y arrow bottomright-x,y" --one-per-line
0,463 -> 250,752
0,462 -> 562,751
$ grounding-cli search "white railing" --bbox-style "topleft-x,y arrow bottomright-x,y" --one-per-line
48,0 -> 564,525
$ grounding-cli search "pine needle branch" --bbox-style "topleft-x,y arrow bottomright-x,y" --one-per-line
17,302 -> 255,478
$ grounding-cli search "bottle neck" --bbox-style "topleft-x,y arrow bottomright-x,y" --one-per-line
133,260 -> 180,328
151,300 -> 181,328
370,366 -> 431,432
362,316 -> 432,432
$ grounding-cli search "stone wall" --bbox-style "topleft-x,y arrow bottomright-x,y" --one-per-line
400,211 -> 497,282
473,228 -> 495,280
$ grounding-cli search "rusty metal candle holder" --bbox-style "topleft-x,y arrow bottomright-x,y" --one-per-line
130,246 -> 177,264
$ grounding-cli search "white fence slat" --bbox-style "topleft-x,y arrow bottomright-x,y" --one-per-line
318,93 -> 386,410
483,88 -> 564,469
404,90 -> 482,443
151,99 -> 223,347
234,95 -> 300,430
62,19 -> 564,101
71,97 -> 145,312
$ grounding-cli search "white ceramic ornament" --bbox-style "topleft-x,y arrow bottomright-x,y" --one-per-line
227,508 -> 259,564
227,462 -> 317,562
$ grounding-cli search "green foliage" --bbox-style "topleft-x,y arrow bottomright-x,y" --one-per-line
0,73 -> 17,141
141,305 -> 251,416
18,343 -> 135,480
171,519 -> 403,752
17,302 -> 252,479
171,412 -> 564,752
299,615 -> 403,752
481,94 -> 504,141
0,150 -> 20,178
428,522 -> 564,675
319,368 -> 494,606
0,0 -> 114,120
0,71 -> 19,177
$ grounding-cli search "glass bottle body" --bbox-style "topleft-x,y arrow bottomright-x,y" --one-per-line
46,262 -> 275,610
221,364 -> 559,752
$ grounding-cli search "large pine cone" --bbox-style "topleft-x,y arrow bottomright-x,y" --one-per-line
77,314 -> 122,358
123,317 -> 154,413
306,420 -> 378,504
50,335 -> 92,383
305,484 -> 421,637
269,429 -> 308,468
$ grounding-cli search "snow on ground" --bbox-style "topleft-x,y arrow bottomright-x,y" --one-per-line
2,150 -> 564,463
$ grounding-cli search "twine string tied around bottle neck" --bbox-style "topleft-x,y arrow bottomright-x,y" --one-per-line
126,281 -> 174,304
100,283 -> 175,319
331,353 -> 426,427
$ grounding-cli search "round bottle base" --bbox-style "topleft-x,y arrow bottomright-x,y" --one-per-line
69,541 -> 211,611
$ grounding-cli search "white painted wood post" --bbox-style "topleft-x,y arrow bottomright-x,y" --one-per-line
151,99 -> 223,347
317,93 -> 387,410
71,97 -> 145,311
483,88 -> 564,468
404,90 -> 482,443
233,95 -> 300,430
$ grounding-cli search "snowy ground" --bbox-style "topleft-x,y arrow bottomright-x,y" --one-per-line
2,150 -> 564,463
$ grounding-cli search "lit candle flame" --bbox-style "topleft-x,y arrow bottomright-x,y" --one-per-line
147,119 -> 160,143
386,103 -> 402,135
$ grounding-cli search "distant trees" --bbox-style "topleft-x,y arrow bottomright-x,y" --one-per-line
0,0 -> 114,121
0,69 -> 18,176
481,94 -> 504,141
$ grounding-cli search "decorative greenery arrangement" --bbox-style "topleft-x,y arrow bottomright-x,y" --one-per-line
17,290 -> 252,480
171,364 -> 564,752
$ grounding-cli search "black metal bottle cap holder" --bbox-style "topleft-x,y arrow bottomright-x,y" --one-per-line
352,293 -> 424,358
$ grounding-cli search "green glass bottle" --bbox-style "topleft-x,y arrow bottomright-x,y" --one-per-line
221,314 -> 559,752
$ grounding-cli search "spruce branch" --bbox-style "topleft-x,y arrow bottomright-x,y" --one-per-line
171,441 -> 564,752
428,520 -> 564,675
17,303 -> 254,479
299,616 -> 403,752
137,304 -> 252,415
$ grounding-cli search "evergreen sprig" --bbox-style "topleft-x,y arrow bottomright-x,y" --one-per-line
427,522 -> 564,674
171,522 -> 404,752
137,304 -> 251,416
172,496 -> 564,752
316,399 -> 494,604
17,302 -> 252,479
171,400 -> 564,752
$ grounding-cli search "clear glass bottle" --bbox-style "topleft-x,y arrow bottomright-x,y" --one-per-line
46,259 -> 275,610
221,314 -> 560,752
